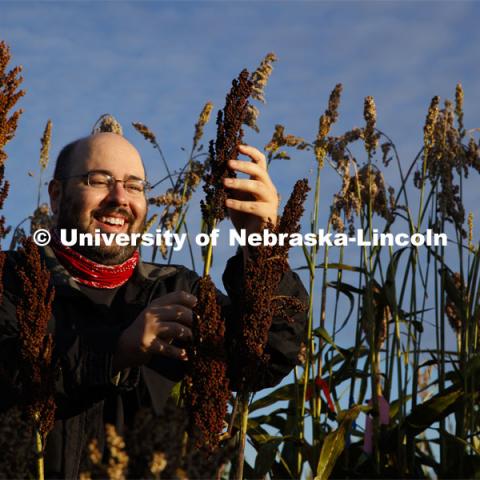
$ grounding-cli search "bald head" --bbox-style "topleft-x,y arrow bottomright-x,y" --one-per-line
53,133 -> 145,181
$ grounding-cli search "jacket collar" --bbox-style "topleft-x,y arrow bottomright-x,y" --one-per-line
39,245 -> 177,304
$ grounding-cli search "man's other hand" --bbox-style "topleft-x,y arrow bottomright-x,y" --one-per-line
113,291 -> 196,371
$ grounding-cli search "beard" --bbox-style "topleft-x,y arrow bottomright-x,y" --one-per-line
56,192 -> 146,266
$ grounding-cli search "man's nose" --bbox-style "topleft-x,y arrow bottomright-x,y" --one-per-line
106,180 -> 129,205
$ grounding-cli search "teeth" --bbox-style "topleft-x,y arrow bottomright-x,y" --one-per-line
100,216 -> 125,226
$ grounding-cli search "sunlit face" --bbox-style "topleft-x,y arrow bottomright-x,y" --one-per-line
49,133 -> 148,265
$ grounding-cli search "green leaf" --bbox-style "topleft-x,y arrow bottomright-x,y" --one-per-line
242,460 -> 256,480
327,281 -> 364,295
404,388 -> 462,436
270,459 -> 298,480
274,151 -> 291,160
444,431 -> 480,456
301,244 -> 315,277
249,432 -> 292,448
326,281 -> 357,333
401,307 -> 434,318
385,247 -> 407,309
315,405 -> 361,479
279,436 -> 314,479
322,346 -> 369,372
277,397 -> 306,477
254,437 -> 284,477
313,326 -> 344,357
295,262 -> 366,273
389,395 -> 412,421
248,410 -> 288,432
411,320 -> 424,333
169,381 -> 182,404
249,384 -> 296,412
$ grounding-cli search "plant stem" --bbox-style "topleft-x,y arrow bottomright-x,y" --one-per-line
203,219 -> 216,277
298,160 -> 322,475
235,392 -> 249,480
35,429 -> 44,480
34,412 -> 44,480
36,169 -> 44,209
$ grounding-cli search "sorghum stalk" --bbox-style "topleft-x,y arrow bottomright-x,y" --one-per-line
34,412 -> 44,480
233,180 -> 308,479
298,84 -> 342,475
315,218 -> 332,418
133,121 -> 198,268
234,392 -> 249,480
203,219 -> 216,277
166,102 -> 214,268
363,95 -> 382,472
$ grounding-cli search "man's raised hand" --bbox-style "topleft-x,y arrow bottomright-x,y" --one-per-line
224,144 -> 279,236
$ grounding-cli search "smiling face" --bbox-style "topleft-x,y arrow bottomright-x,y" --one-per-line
49,133 -> 148,265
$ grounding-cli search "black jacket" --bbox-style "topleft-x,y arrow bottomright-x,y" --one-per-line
0,246 -> 308,478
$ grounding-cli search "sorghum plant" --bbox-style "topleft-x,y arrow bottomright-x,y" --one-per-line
80,424 -> 129,480
81,404 -> 232,480
244,52 -> 277,133
187,275 -> 230,452
15,237 -> 56,480
92,113 -> 124,136
133,103 -> 212,267
201,69 -> 252,232
235,179 -> 310,388
37,119 -> 52,208
186,69 -> 255,476
15,238 -> 56,434
0,40 -> 24,241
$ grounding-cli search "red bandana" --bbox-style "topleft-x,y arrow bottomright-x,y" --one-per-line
50,229 -> 139,289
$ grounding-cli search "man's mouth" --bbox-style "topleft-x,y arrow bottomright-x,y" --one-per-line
99,216 -> 127,227
93,211 -> 133,232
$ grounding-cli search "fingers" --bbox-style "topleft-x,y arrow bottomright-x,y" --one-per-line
223,178 -> 274,202
224,148 -> 278,223
148,291 -> 196,327
150,291 -> 197,309
149,321 -> 192,361
226,145 -> 276,204
123,291 -> 197,368
150,336 -> 189,361
227,159 -> 272,185
156,321 -> 193,342
237,144 -> 267,170
147,303 -> 194,327
224,199 -> 277,221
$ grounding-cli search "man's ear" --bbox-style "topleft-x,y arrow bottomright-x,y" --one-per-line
48,179 -> 62,216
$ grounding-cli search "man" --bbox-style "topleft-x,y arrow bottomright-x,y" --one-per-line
0,132 -> 307,478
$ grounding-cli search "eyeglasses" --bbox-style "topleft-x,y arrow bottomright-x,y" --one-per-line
60,171 -> 151,195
